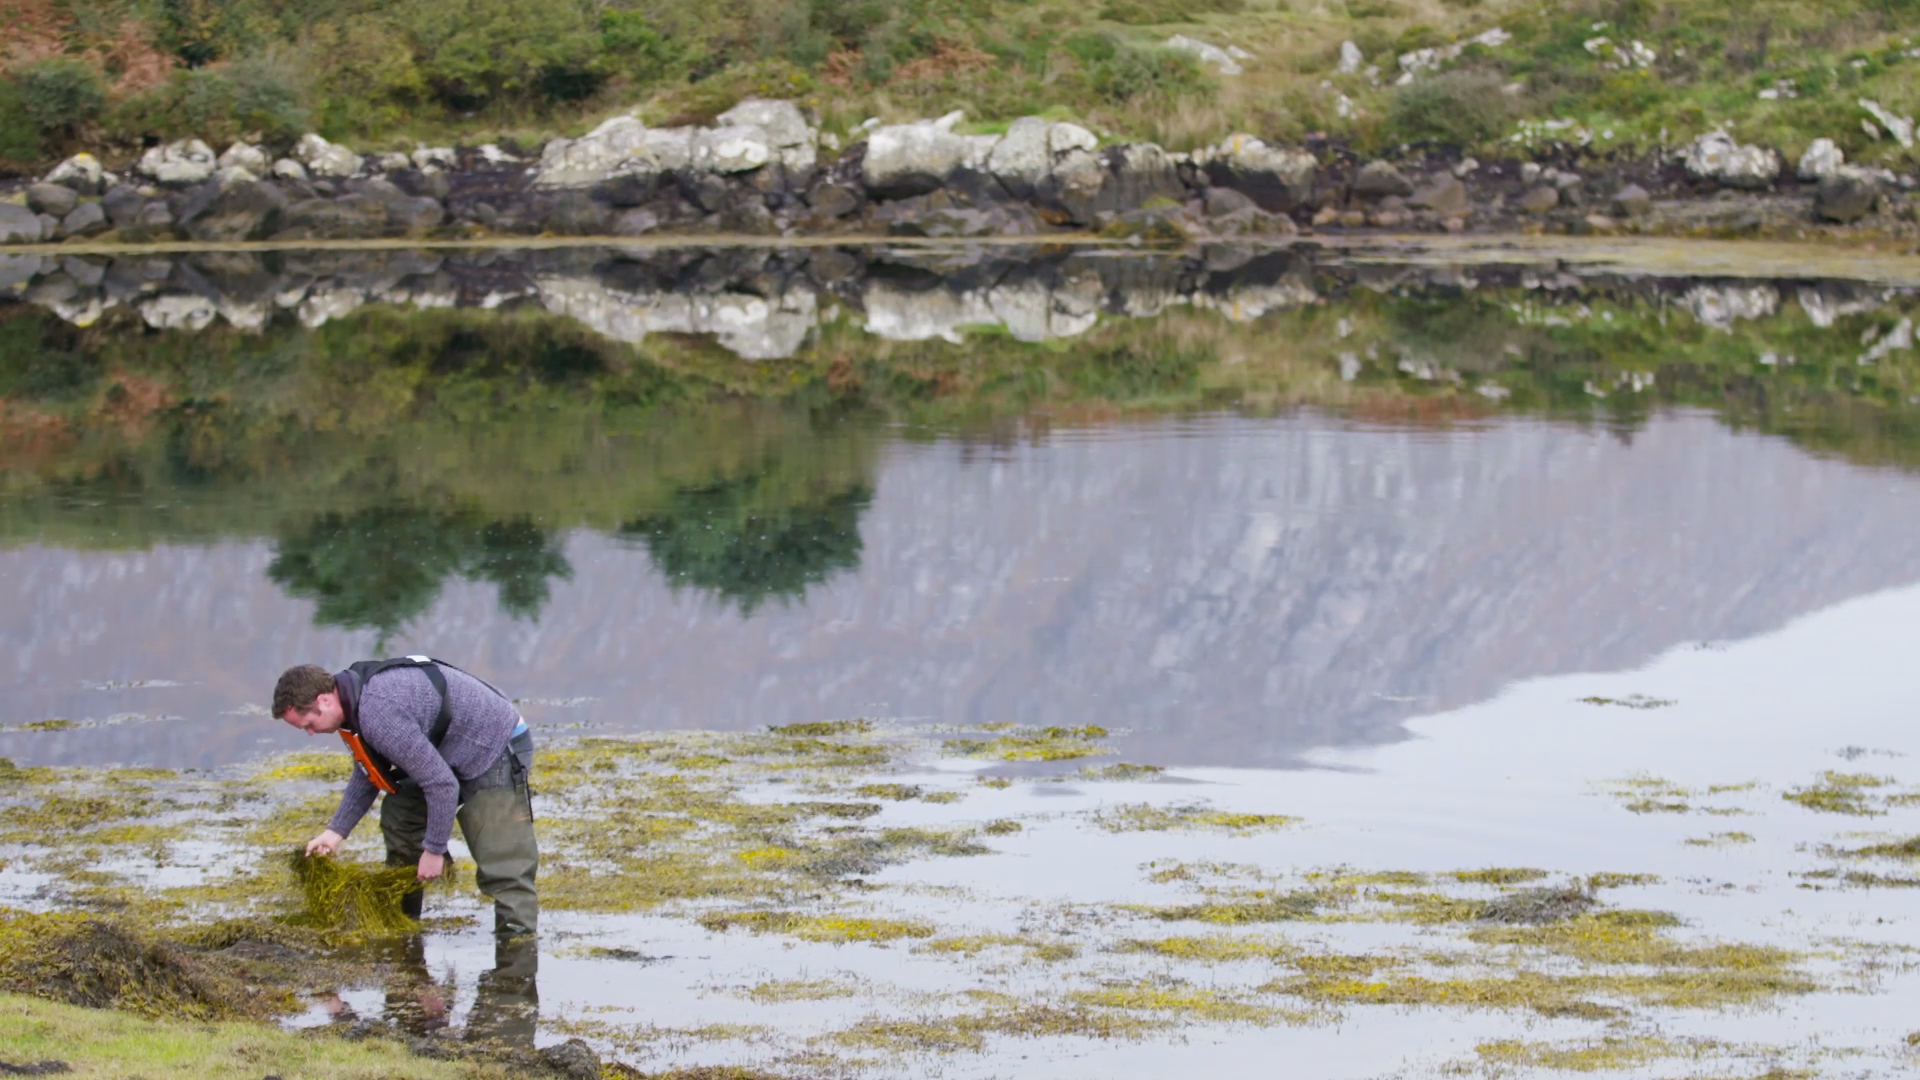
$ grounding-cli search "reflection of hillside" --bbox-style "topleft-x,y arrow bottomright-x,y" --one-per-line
8,413 -> 1920,771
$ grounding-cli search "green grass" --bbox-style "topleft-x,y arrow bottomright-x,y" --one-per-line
0,992 -> 521,1079
6,0 -> 1920,166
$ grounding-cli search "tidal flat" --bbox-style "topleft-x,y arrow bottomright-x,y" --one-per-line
7,596 -> 1920,1080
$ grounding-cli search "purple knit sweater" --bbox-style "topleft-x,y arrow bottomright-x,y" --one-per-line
326,664 -> 520,855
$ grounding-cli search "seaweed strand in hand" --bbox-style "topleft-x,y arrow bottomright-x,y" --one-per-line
288,852 -> 452,939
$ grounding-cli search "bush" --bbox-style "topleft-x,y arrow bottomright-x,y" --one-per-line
1098,0 -> 1241,24
228,56 -> 310,143
0,80 -> 44,163
1386,69 -> 1515,147
18,58 -> 108,135
389,0 -> 603,110
1088,39 -> 1212,103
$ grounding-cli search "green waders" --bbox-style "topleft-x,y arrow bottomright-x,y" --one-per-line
381,729 -> 538,937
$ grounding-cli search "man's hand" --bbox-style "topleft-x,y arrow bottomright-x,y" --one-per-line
305,829 -> 344,857
417,851 -> 446,882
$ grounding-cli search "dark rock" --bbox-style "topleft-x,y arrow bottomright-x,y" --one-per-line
1208,204 -> 1298,237
389,168 -> 452,202
1516,186 -> 1560,214
719,199 -> 776,234
1814,171 -> 1880,224
1353,160 -> 1414,199
537,190 -> 610,235
1611,183 -> 1652,217
1407,175 -> 1469,217
1203,187 -> 1258,217
1203,138 -> 1317,214
24,272 -> 77,305
539,1038 -> 602,1080
275,195 -> 388,240
180,181 -> 289,242
61,202 -> 109,239
386,196 -> 445,235
1100,204 -> 1196,244
593,172 -> 659,208
1101,145 -> 1186,214
26,183 -> 79,218
806,247 -> 861,283
0,1060 -> 73,1076
677,170 -> 733,214
806,181 -> 862,219
102,185 -> 146,228
36,214 -> 61,242
59,256 -> 105,286
610,208 -> 661,236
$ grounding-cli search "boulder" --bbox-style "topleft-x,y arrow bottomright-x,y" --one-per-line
372,151 -> 412,172
1203,186 -> 1257,217
1104,144 -> 1186,213
862,115 -> 971,198
217,142 -> 269,175
0,204 -> 43,244
62,201 -> 109,238
1040,147 -> 1109,224
36,213 -> 61,241
1797,138 -> 1844,181
179,179 -> 289,242
271,158 -> 309,182
102,185 -> 146,228
1610,183 -> 1652,217
1814,169 -> 1880,223
537,190 -> 611,234
407,146 -> 453,172
692,125 -> 772,174
276,195 -> 388,239
1100,203 -> 1198,244
1163,34 -> 1242,75
295,133 -> 364,178
536,115 -> 657,188
1516,185 -> 1559,213
212,165 -> 259,186
716,99 -> 818,171
1352,160 -> 1414,198
1336,41 -> 1364,75
45,153 -> 106,194
387,195 -> 446,234
1682,131 -> 1780,189
26,183 -> 79,218
984,116 -> 1051,199
806,181 -> 862,219
1406,174 -> 1468,216
136,139 -> 217,185
1203,134 -> 1316,213
121,201 -> 177,243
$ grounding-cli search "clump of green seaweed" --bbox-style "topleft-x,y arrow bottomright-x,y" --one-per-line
288,852 -> 447,939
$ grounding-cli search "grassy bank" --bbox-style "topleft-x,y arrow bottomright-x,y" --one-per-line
5,0 -> 1920,171
0,993 -> 525,1080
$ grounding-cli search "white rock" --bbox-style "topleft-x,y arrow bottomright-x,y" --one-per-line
1798,138 -> 1844,180
1860,99 -> 1915,149
44,153 -> 104,192
1453,157 -> 1480,177
642,128 -> 696,172
1335,41 -> 1363,75
1681,131 -> 1780,189
1163,34 -> 1242,76
476,143 -> 523,166
139,292 -> 217,331
958,134 -> 1001,172
536,116 -> 661,187
933,110 -> 965,133
412,146 -> 457,172
135,139 -> 217,185
212,165 -> 259,186
986,116 -> 1051,192
716,99 -> 813,150
295,133 -> 363,178
216,143 -> 268,175
373,151 -> 412,172
862,120 -> 972,194
692,125 -> 772,174
270,159 -> 309,182
1048,122 -> 1099,156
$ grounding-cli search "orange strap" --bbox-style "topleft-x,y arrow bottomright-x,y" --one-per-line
339,730 -> 398,795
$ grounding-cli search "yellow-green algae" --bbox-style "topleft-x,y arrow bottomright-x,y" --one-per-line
1094,803 -> 1298,833
1782,771 -> 1896,816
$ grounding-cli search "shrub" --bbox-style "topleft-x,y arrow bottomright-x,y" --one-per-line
390,0 -> 603,110
598,9 -> 683,87
18,58 -> 108,135
1098,0 -> 1241,24
1089,39 -> 1212,103
0,80 -> 45,163
229,56 -> 311,144
1386,69 -> 1515,147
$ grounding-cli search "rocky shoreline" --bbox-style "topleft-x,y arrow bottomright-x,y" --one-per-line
3,101 -> 1917,249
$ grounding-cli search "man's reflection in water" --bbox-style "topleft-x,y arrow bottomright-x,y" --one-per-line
326,935 -> 538,1048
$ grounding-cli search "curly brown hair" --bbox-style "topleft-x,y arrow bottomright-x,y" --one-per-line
272,664 -> 336,719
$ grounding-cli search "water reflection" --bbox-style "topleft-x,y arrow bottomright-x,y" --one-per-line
8,245 -> 1920,771
268,508 -> 572,646
325,935 -> 538,1050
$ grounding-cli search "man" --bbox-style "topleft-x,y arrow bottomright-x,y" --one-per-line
272,656 -> 538,937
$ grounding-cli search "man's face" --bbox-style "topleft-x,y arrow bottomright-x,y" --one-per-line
280,690 -> 345,735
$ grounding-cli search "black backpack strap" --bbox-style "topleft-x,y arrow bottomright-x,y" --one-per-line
345,656 -> 455,747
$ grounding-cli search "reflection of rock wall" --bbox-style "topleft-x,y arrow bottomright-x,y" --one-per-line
14,246 -> 1896,363
8,413 -> 1920,770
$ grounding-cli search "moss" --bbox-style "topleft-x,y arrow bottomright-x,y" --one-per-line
1143,889 -> 1327,924
1474,1036 -> 1677,1071
1069,981 -> 1311,1026
1783,771 -> 1895,816
769,719 -> 872,738
698,911 -> 935,943
1450,868 -> 1548,885
1094,803 -> 1297,833
944,725 -> 1112,762
982,819 -> 1022,835
738,977 -> 865,1003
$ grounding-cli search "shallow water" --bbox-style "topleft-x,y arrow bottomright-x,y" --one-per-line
7,240 -> 1920,1075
